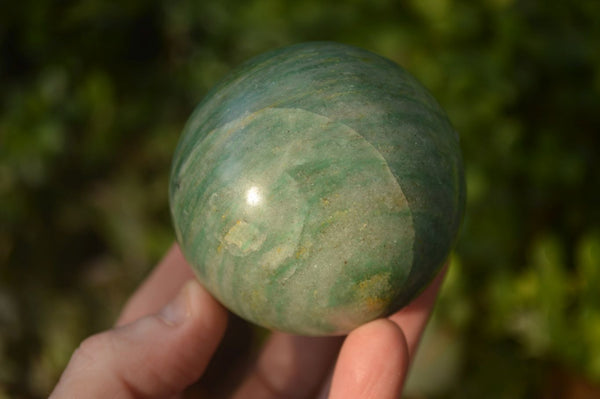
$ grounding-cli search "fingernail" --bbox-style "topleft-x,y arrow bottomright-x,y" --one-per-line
159,280 -> 194,326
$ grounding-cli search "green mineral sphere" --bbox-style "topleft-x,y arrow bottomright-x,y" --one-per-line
169,42 -> 465,335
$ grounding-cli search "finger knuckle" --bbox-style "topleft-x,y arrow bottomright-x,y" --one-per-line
72,332 -> 114,366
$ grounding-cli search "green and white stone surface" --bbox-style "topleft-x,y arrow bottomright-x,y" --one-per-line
169,42 -> 465,335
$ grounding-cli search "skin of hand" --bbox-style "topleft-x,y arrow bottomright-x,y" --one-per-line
50,244 -> 446,399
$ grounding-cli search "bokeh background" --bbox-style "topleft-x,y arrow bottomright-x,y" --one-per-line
1,0 -> 600,397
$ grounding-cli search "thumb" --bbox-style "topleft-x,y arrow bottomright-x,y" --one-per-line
50,280 -> 228,399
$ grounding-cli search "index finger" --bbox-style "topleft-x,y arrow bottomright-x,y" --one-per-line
325,263 -> 447,399
388,263 -> 448,360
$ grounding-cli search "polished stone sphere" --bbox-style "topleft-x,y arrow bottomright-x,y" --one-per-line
169,42 -> 465,335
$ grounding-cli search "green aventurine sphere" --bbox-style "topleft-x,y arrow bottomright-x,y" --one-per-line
169,42 -> 465,335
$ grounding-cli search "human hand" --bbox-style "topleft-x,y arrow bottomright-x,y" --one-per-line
50,244 -> 445,399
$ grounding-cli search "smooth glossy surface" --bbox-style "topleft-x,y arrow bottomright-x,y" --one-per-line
170,42 -> 465,335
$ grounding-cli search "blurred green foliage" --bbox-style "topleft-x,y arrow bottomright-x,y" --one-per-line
1,0 -> 599,397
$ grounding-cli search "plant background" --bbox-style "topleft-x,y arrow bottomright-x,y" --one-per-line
1,0 -> 599,398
